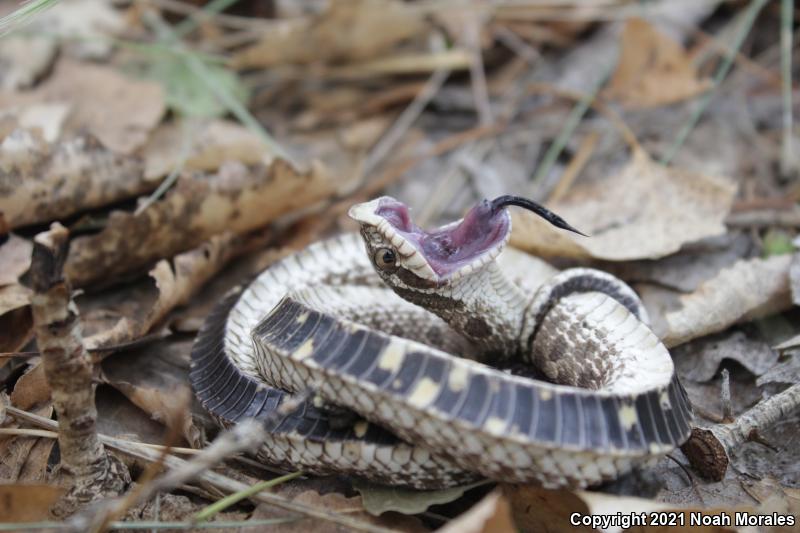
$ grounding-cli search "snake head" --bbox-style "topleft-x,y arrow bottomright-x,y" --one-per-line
348,195 -> 584,288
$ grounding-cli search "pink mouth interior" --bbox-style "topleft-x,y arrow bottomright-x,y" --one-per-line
375,198 -> 509,277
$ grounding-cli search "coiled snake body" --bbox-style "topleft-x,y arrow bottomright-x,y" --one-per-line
191,196 -> 692,489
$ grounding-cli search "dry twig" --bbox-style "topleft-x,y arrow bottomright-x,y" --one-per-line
22,223 -> 130,516
8,406 -> 389,533
682,383 -> 800,481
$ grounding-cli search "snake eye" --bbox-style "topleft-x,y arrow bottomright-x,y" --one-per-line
373,247 -> 397,271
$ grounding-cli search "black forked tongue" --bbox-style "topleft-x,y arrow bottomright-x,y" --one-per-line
490,195 -> 588,237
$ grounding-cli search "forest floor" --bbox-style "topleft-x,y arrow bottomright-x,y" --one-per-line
0,0 -> 798,531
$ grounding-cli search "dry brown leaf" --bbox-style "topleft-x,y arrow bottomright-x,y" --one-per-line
85,232 -> 244,348
0,131 -> 149,229
0,35 -> 58,90
0,437 -> 40,483
246,490 -> 426,533
0,484 -> 64,521
0,402 -> 52,482
604,18 -> 711,109
663,254 -> 793,347
16,438 -> 56,484
232,0 -> 428,69
0,59 -> 165,154
673,331 -> 779,383
437,489 -> 515,533
95,385 -> 175,447
102,342 -> 199,447
34,0 -> 125,60
1,102 -> 71,143
144,119 -> 274,179
65,159 -> 332,287
0,234 -> 31,286
510,149 -> 736,261
0,284 -> 33,354
504,486 -> 740,533
10,362 -> 51,412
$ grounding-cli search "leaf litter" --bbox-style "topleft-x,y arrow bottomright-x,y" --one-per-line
0,0 -> 798,531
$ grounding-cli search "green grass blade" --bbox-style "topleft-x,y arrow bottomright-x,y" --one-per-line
0,0 -> 59,38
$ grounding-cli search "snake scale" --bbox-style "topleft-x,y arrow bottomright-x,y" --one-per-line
190,195 -> 693,489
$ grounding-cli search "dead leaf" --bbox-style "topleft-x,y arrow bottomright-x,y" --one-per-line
354,479 -> 488,516
510,148 -> 737,261
0,234 -> 31,286
673,331 -> 779,382
606,234 -> 754,293
0,484 -> 64,521
504,486 -> 740,533
748,478 -> 800,533
0,35 -> 57,90
0,59 -> 165,154
17,437 -> 56,484
663,254 -> 793,347
0,283 -> 32,353
0,402 -> 52,482
144,119 -> 274,179
10,362 -> 51,412
0,132 -> 149,229
245,490 -> 426,533
102,338 -> 201,447
437,489 -> 515,533
33,0 -> 125,60
64,159 -> 332,287
605,18 -> 711,109
0,102 -> 71,143
84,232 -> 249,349
95,385 -> 176,447
232,0 -> 428,69
757,353 -> 800,387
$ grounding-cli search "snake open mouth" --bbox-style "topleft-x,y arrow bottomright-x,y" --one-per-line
350,195 -> 585,281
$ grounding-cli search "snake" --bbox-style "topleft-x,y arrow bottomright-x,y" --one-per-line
190,195 -> 693,489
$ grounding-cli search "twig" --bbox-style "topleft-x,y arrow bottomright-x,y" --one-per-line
173,0 -> 242,38
682,383 -> 800,481
719,368 -> 733,423
22,223 -> 130,516
493,25 -> 540,66
525,83 -> 639,149
362,35 -> 450,177
547,131 -> 598,203
660,0 -> 769,165
0,426 -> 203,454
75,389 -> 306,532
780,0 -> 796,177
465,14 -> 493,125
7,406 -> 389,533
145,0 -> 269,31
725,207 -> 800,228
